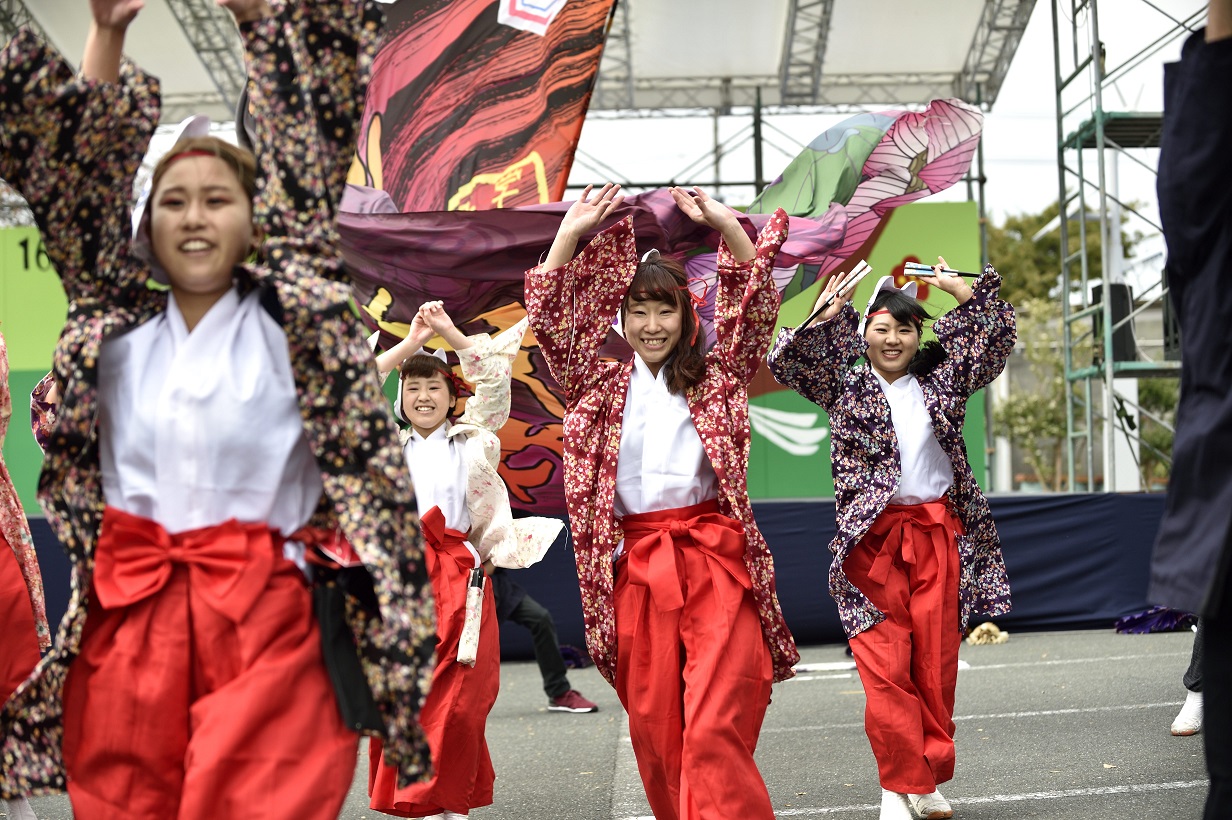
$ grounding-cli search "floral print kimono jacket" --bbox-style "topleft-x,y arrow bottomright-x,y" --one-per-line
392,318 -> 562,570
525,212 -> 800,686
0,1 -> 434,796
0,332 -> 50,649
768,266 -> 1016,639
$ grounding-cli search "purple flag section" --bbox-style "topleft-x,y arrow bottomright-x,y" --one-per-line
338,189 -> 846,515
338,100 -> 983,514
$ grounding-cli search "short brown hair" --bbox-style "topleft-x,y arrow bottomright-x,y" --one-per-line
620,253 -> 706,395
400,354 -> 459,399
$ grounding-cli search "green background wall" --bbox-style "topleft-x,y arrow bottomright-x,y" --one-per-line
1,227 -> 66,512
2,201 -> 984,514
747,200 -> 985,498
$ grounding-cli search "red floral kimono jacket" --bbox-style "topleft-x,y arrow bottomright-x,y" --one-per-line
525,211 -> 800,685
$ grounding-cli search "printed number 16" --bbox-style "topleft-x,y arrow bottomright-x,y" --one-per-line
19,237 -> 50,271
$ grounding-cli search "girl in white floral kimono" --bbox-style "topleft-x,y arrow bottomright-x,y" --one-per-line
367,301 -> 561,820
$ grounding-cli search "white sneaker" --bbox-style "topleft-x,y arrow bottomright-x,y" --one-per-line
907,789 -> 953,819
1171,690 -> 1203,736
880,789 -> 914,820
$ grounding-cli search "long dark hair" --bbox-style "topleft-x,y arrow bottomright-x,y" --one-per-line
866,289 -> 946,377
620,252 -> 705,395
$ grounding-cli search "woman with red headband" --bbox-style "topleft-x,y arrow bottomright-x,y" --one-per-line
0,1 -> 434,816
768,259 -> 1016,820
525,183 -> 799,820
366,301 -> 561,820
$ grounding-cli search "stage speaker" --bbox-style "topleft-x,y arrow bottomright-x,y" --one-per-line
1092,282 -> 1136,363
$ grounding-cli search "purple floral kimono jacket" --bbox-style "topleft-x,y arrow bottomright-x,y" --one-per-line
768,266 -> 1016,638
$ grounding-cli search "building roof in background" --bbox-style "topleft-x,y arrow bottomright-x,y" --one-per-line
5,0 -> 1036,130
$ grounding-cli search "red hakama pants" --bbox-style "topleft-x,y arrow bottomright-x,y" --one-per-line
60,507 -> 358,820
0,532 -> 41,703
368,507 -> 499,817
845,500 -> 963,794
613,499 -> 774,820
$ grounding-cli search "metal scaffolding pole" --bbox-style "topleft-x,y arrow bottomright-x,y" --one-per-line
1053,0 -> 1193,492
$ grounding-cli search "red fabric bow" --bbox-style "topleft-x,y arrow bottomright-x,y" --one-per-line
93,507 -> 277,623
621,501 -> 750,612
683,277 -> 711,346
864,501 -> 964,586
420,506 -> 474,573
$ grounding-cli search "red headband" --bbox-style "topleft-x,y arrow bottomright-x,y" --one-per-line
162,148 -> 219,167
866,309 -> 892,319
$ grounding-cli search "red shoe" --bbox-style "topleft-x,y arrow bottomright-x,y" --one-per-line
549,689 -> 598,713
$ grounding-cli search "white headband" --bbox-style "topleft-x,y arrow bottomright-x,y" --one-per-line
858,275 -> 919,336
130,115 -> 213,285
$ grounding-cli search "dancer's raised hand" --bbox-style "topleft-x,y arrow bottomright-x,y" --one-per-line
216,0 -> 272,23
544,184 -> 624,270
909,255 -> 974,305
806,269 -> 856,326
669,186 -> 738,232
559,184 -> 624,240
89,0 -> 144,29
671,185 -> 755,262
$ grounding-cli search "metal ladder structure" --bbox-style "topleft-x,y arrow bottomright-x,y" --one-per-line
1051,0 -> 1201,492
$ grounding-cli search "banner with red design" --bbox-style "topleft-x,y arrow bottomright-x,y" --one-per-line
349,0 -> 614,212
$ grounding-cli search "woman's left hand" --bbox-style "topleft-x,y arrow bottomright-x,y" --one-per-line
910,255 -> 974,304
216,0 -> 272,24
670,186 -> 739,232
420,301 -> 457,336
89,0 -> 144,29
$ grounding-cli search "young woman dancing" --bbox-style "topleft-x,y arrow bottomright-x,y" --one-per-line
768,259 -> 1015,820
0,1 -> 434,816
525,182 -> 799,820
367,301 -> 561,819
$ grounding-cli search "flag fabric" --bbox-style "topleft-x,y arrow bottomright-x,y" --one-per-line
349,0 -> 614,211
339,187 -> 846,515
344,15 -> 983,513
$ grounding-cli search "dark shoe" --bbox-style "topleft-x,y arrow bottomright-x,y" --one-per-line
548,689 -> 598,713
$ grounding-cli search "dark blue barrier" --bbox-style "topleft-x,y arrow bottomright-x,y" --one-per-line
27,493 -> 1166,660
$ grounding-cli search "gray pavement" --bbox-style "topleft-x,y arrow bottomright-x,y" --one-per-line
12,628 -> 1208,819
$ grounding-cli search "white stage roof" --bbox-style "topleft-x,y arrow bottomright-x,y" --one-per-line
5,0 -> 1036,128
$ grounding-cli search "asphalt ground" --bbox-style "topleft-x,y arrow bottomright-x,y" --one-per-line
12,628 -> 1208,819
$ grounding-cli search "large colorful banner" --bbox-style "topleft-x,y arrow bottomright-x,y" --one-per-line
340,100 -> 985,514
349,0 -> 614,211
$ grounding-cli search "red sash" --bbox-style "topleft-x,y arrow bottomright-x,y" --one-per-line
620,499 -> 750,612
863,500 -> 964,586
420,506 -> 474,573
93,506 -> 277,624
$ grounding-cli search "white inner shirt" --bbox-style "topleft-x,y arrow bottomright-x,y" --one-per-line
98,290 -> 323,559
873,371 -> 954,505
404,422 -> 480,566
615,354 -> 718,519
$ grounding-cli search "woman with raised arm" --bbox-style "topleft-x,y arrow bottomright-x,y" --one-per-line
0,1 -> 434,816
366,301 -> 561,820
525,183 -> 799,820
768,258 -> 1016,820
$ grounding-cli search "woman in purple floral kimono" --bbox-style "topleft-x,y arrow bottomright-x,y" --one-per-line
768,257 -> 1015,820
